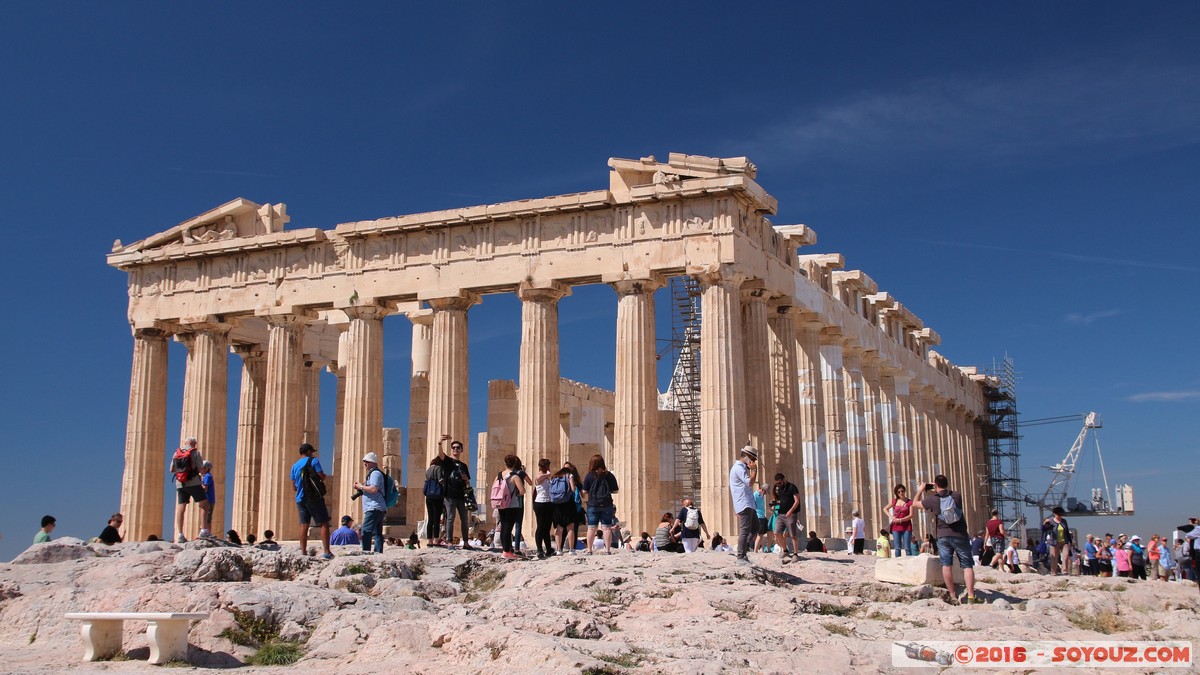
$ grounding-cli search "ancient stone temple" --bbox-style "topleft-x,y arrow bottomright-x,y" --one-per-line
109,152 -> 992,544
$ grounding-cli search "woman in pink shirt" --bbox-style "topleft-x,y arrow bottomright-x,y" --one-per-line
1113,537 -> 1132,577
884,484 -> 914,557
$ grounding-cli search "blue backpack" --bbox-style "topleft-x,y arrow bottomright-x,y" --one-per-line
373,468 -> 400,509
548,475 -> 571,504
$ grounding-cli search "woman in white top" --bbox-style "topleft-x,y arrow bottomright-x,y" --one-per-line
1003,537 -> 1022,574
532,458 -> 554,559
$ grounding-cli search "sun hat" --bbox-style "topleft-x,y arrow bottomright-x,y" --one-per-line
362,452 -> 380,464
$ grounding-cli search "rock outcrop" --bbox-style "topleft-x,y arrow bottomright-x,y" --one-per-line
1,544 -> 1197,673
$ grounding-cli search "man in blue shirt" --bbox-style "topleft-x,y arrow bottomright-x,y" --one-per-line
290,443 -> 334,560
330,515 -> 361,546
728,445 -> 759,565
353,452 -> 387,553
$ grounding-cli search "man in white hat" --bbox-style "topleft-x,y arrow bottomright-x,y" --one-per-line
354,452 -> 387,553
729,445 -> 759,565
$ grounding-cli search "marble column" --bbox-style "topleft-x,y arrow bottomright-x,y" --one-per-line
796,316 -> 829,537
819,329 -> 851,536
231,345 -> 266,539
257,312 -> 308,541
741,287 -> 773,471
842,346 -> 869,528
697,269 -> 746,538
337,303 -> 389,523
301,360 -> 321,447
120,328 -> 169,542
891,373 -> 915,495
609,276 -> 661,537
180,323 -> 230,538
517,282 -> 569,468
425,292 -> 478,469
767,303 -> 802,508
908,386 -> 932,539
405,311 -> 432,530
861,355 -> 887,536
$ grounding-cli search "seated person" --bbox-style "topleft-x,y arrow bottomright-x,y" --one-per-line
805,531 -> 826,553
97,514 -> 124,545
330,516 -> 361,546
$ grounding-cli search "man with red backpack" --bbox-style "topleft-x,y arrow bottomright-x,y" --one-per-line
171,437 -> 210,544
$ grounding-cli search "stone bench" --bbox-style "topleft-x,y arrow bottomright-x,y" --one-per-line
874,553 -> 967,587
64,612 -> 209,664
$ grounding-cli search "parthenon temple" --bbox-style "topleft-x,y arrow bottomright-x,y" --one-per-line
109,152 -> 994,545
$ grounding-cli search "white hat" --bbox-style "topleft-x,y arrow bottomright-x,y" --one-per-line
740,445 -> 759,460
1130,534 -> 1141,541
362,452 -> 380,464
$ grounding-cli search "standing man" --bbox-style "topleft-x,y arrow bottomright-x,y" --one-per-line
97,513 -> 123,545
290,443 -> 334,560
171,437 -> 209,544
199,460 -> 216,538
34,515 -> 56,543
850,510 -> 866,555
438,436 -> 474,550
773,473 -> 802,563
353,452 -> 387,554
911,475 -> 981,604
672,498 -> 711,553
729,445 -> 759,566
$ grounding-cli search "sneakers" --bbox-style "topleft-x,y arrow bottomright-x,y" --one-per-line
735,556 -> 752,566
176,534 -> 187,544
963,595 -> 985,605
198,529 -> 212,539
462,544 -> 475,551
320,552 -> 334,560
502,551 -> 519,560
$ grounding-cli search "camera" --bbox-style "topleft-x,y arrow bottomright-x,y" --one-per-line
924,483 -> 935,492
351,489 -> 363,500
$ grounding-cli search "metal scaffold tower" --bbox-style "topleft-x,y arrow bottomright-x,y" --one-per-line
980,355 -> 1022,524
666,275 -> 703,505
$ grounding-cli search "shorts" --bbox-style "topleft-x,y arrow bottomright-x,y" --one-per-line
297,498 -> 331,526
586,504 -> 617,527
937,536 -> 975,569
774,512 -> 799,537
757,517 -> 769,534
551,502 -> 575,528
176,484 -> 207,504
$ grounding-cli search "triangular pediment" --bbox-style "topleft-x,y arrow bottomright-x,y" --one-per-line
112,198 -> 289,253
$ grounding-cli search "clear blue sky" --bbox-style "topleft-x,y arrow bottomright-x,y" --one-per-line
2,4 -> 1197,560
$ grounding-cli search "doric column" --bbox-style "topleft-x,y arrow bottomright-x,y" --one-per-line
741,286 -> 773,470
767,302 -> 802,509
842,345 -> 869,526
861,355 -> 887,536
180,321 -> 230,537
425,292 -> 479,467
231,345 -> 266,539
819,328 -> 851,535
120,328 -> 169,542
697,269 -> 746,538
609,275 -> 662,537
908,385 -> 932,539
405,311 -> 432,530
796,316 -> 829,537
891,373 -> 915,495
257,312 -> 309,541
518,282 -> 570,468
336,302 -> 390,523
301,359 -> 321,446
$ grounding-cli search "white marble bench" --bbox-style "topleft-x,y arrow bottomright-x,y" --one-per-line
64,612 -> 209,664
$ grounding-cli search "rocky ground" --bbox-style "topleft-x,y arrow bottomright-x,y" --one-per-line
1,538 -> 1197,673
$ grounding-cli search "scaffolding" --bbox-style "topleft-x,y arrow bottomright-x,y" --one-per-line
666,275 -> 704,505
980,355 -> 1022,524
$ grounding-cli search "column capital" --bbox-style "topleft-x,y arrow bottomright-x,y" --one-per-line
231,343 -> 266,360
256,307 -> 316,328
132,327 -> 170,341
693,265 -> 746,289
518,280 -> 572,303
405,308 -> 434,326
818,325 -> 844,343
179,315 -> 236,337
607,274 -> 664,296
341,302 -> 392,321
423,290 -> 481,312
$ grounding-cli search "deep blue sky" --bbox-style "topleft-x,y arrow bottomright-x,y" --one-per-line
2,4 -> 1197,560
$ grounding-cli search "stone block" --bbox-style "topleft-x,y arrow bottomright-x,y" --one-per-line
875,553 -> 966,587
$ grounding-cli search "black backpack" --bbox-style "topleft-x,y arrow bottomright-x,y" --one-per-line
302,457 -> 326,499
588,472 -> 613,504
